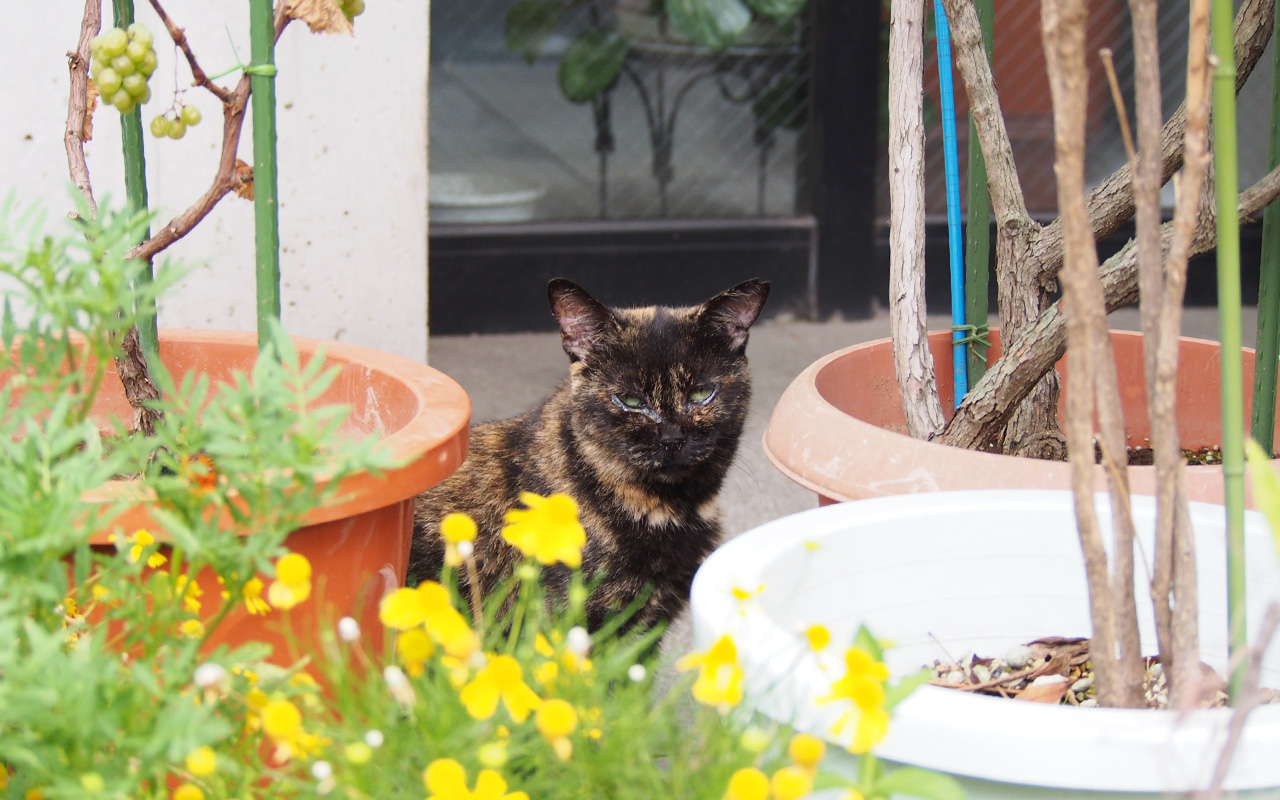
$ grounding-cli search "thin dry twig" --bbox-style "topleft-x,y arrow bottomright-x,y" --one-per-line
1201,603 -> 1280,800
1043,0 -> 1143,706
124,0 -> 292,263
145,0 -> 234,103
1098,48 -> 1137,167
64,0 -> 102,217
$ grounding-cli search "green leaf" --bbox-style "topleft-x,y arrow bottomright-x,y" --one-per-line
873,768 -> 967,800
558,32 -> 629,103
505,0 -> 564,64
853,623 -> 884,662
745,0 -> 807,20
1247,438 -> 1280,560
665,0 -> 751,49
885,667 -> 932,710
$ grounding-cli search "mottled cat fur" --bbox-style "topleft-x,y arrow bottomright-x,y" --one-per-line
409,278 -> 770,631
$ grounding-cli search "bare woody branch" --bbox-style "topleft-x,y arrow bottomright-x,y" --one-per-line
145,0 -> 234,103
889,0 -> 946,440
1202,603 -> 1280,800
64,0 -> 102,217
1031,0 -> 1274,286
1158,0 -> 1213,711
940,162 -> 1280,450
938,0 -> 1031,227
124,1 -> 292,263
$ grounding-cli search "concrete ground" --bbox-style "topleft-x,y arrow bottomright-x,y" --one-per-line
425,302 -> 1253,654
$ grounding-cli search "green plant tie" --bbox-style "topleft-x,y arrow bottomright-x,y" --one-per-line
952,323 -> 991,365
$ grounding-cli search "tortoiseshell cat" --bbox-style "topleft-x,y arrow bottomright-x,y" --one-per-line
409,278 -> 770,631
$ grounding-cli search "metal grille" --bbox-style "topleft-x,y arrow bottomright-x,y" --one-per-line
892,0 -> 1275,220
430,0 -> 812,223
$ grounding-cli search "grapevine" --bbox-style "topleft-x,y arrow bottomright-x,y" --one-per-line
90,23 -> 157,115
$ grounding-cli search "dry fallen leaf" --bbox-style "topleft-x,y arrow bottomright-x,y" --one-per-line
285,0 -> 355,35
233,159 -> 255,200
84,79 -> 99,142
1015,679 -> 1071,704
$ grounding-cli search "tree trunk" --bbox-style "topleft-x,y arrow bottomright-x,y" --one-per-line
889,0 -> 946,440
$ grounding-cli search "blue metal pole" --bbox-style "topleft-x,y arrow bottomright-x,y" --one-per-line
934,0 -> 967,407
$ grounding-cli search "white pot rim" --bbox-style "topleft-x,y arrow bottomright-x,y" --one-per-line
691,490 -> 1280,793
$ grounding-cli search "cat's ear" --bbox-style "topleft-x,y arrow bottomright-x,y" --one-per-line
698,279 -> 770,351
548,279 -> 616,362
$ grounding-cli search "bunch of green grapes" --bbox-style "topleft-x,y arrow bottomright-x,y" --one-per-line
337,0 -> 367,21
150,105 -> 202,140
90,24 -> 157,114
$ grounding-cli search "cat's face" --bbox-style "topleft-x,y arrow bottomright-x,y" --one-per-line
549,280 -> 770,484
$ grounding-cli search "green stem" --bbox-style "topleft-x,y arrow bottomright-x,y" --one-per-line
857,751 -> 879,797
963,0 -> 994,385
1211,0 -> 1247,703
250,0 -> 281,351
1251,0 -> 1280,454
113,0 -> 158,366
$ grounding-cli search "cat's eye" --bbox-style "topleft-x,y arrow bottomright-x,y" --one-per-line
689,384 -> 717,405
614,393 -> 647,410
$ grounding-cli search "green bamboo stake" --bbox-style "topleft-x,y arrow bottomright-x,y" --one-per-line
112,0 -> 158,364
1250,0 -> 1280,453
963,0 -> 994,384
1211,0 -> 1247,703
250,0 -> 281,350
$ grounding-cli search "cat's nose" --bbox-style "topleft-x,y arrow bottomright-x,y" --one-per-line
658,423 -> 685,445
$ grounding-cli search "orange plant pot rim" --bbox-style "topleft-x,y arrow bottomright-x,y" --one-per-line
77,330 -> 469,543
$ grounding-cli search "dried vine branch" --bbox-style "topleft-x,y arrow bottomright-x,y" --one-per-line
145,0 -> 234,103
125,1 -> 291,263
64,0 -> 102,217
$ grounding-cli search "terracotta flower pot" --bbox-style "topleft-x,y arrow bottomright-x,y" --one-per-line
80,330 -> 470,659
764,330 -> 1276,506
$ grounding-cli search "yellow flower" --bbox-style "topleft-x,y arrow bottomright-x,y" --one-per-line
722,767 -> 769,800
267,553 -> 312,610
536,698 -> 577,760
820,647 -> 891,754
788,733 -> 826,771
805,624 -> 831,653
173,784 -> 205,800
185,746 -> 217,777
423,759 -> 529,800
114,528 -> 167,568
770,766 -> 813,800
442,512 -> 478,568
179,619 -> 206,639
534,660 -> 559,687
459,654 -> 542,723
379,582 -> 478,658
174,574 -> 203,613
80,774 -> 104,793
397,628 -> 434,677
501,492 -> 586,568
262,699 -> 303,743
242,577 -> 270,616
676,635 -> 744,711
